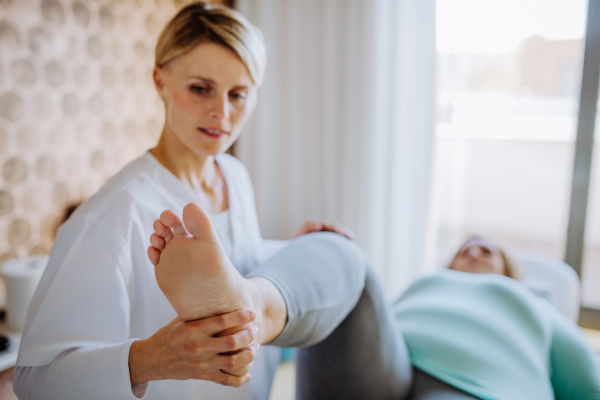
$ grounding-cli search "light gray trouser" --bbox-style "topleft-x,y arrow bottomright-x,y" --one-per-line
248,232 -> 477,400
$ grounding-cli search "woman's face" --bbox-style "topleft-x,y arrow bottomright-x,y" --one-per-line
449,238 -> 507,276
153,42 -> 257,158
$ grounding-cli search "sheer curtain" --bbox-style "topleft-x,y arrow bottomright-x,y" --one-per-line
235,0 -> 435,296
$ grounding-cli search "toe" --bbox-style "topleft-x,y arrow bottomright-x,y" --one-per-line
148,246 -> 161,266
160,210 -> 189,238
150,233 -> 166,251
182,203 -> 215,242
153,219 -> 173,241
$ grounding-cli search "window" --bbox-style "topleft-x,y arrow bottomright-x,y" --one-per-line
581,78 -> 600,310
429,0 -> 587,269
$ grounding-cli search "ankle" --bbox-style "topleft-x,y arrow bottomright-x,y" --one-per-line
246,277 -> 287,344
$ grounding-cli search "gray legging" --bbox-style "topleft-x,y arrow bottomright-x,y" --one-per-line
247,232 -> 477,400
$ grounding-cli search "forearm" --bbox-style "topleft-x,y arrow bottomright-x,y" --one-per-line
14,341 -> 146,400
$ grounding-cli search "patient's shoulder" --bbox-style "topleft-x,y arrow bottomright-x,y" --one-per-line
398,269 -> 539,305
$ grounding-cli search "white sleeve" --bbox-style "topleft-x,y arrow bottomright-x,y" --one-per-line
14,341 -> 149,400
15,214 -> 147,399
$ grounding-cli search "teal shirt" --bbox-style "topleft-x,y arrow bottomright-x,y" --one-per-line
392,269 -> 600,400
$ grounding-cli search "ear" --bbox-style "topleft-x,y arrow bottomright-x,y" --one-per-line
153,66 -> 166,100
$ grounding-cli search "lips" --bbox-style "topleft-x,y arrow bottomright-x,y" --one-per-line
198,127 -> 228,137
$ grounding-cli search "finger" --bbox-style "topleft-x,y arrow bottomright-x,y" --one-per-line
292,221 -> 322,239
197,310 -> 257,337
215,342 -> 260,370
215,321 -> 254,338
322,221 -> 345,237
213,371 -> 252,387
331,221 -> 355,239
148,246 -> 161,266
159,210 -> 189,238
213,326 -> 258,353
150,233 -> 166,251
222,361 -> 253,377
308,220 -> 324,231
153,218 -> 173,241
323,221 -> 355,240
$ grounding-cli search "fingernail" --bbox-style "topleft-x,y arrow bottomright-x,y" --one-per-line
252,325 -> 259,333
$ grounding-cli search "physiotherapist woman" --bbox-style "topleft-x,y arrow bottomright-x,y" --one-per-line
13,3 -> 361,399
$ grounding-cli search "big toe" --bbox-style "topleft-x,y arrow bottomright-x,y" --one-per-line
182,203 -> 216,242
160,209 -> 189,238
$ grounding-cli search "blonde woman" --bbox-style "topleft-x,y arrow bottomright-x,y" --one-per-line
14,3 -> 412,400
391,237 -> 600,399
448,236 -> 522,280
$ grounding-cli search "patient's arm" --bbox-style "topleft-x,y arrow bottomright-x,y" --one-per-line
545,302 -> 600,400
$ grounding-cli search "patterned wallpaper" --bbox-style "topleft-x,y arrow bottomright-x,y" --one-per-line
0,0 -> 225,263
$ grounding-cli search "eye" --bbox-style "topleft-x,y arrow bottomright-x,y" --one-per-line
230,91 -> 247,101
190,85 -> 208,94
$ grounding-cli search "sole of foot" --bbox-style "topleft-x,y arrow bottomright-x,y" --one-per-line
154,203 -> 254,322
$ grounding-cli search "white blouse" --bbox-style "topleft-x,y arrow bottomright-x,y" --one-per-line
14,152 -> 280,400
209,210 -> 233,258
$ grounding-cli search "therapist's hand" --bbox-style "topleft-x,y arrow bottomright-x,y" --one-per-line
292,219 -> 355,240
129,310 -> 260,387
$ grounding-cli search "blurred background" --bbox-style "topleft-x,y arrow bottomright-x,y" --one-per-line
0,0 -> 186,258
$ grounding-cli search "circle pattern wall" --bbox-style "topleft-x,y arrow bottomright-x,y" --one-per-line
0,0 -> 206,261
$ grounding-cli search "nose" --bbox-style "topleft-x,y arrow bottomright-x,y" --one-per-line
209,93 -> 230,121
465,247 -> 480,258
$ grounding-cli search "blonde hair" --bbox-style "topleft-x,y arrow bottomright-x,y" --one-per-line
155,1 -> 267,86
499,247 -> 522,281
450,236 -> 523,281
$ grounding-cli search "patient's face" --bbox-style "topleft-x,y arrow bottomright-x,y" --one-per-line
449,238 -> 506,276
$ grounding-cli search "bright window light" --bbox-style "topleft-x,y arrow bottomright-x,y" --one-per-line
428,1 -> 587,279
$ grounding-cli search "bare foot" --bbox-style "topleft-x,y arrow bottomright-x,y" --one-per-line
148,203 -> 287,346
149,203 -> 252,322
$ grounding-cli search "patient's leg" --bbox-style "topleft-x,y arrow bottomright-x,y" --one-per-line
294,266 -> 413,400
150,204 -> 413,399
149,204 -> 369,348
410,369 -> 479,400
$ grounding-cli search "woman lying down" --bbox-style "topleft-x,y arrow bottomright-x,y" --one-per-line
147,205 -> 600,400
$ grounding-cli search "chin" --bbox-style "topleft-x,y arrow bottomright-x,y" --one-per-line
172,129 -> 229,157
188,140 -> 231,158
454,265 -> 485,274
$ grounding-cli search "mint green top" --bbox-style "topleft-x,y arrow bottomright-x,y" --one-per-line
392,269 -> 600,400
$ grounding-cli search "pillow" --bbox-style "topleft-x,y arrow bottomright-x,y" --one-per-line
522,278 -> 554,302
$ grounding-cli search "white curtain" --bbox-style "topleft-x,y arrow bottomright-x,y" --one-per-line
235,0 -> 436,297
